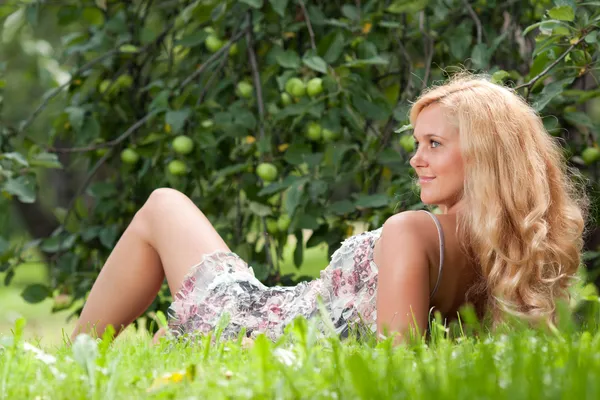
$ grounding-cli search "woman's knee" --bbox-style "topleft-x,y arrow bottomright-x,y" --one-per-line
133,188 -> 192,236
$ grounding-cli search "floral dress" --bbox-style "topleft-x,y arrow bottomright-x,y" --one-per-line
167,228 -> 383,342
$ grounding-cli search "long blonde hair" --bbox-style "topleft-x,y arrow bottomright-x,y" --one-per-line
410,72 -> 590,327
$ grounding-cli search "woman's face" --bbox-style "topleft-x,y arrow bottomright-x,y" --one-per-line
409,103 -> 465,214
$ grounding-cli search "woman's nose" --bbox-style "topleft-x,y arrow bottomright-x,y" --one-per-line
409,148 -> 427,168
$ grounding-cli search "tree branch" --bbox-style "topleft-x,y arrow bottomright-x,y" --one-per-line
246,17 -> 266,142
17,49 -> 118,135
18,22 -> 174,136
298,0 -> 317,51
418,11 -> 434,90
196,24 -> 243,106
462,0 -> 483,44
245,12 -> 274,275
178,28 -> 249,90
514,35 -> 589,91
47,111 -> 158,153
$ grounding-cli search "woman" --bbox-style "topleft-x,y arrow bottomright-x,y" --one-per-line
71,73 -> 588,345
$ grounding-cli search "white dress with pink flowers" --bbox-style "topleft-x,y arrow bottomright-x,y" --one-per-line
167,227 -> 383,342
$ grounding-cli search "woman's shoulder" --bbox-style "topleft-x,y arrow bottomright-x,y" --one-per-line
382,210 -> 448,232
378,210 -> 454,263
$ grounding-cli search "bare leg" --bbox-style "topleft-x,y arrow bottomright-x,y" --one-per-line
71,188 -> 231,341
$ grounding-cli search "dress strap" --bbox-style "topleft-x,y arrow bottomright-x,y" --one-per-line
419,210 -> 445,299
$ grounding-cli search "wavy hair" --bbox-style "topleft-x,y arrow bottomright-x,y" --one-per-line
409,72 -> 590,327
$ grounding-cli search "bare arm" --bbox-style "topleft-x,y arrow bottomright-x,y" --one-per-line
375,212 -> 431,345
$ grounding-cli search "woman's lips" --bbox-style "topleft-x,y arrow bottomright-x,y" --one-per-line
419,177 -> 435,183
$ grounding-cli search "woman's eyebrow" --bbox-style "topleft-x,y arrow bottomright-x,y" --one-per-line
412,133 -> 441,140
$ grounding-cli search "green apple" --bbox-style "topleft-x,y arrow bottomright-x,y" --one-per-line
172,135 -> 194,155
205,35 -> 223,53
266,219 -> 279,235
399,134 -> 415,153
229,43 -> 239,56
285,77 -> 306,98
168,160 -> 187,176
322,128 -> 338,142
256,162 -> 278,182
582,147 -> 600,165
236,81 -> 254,98
201,119 -> 214,128
306,122 -> 322,141
99,79 -> 111,94
277,215 -> 291,232
306,77 -> 323,97
280,92 -> 292,106
116,74 -> 133,89
120,148 -> 139,164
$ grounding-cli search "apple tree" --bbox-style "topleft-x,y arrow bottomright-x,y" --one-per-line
0,0 -> 599,326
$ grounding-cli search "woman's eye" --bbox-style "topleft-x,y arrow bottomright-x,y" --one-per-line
415,140 -> 440,149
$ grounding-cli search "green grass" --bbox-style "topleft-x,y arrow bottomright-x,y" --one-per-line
2,310 -> 600,399
2,233 -> 600,398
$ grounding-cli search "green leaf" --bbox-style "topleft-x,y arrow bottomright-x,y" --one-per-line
29,152 -> 62,169
248,201 -> 272,217
343,55 -> 389,67
352,94 -> 392,120
548,6 -> 574,21
284,182 -> 304,217
21,284 -> 51,304
166,108 -> 191,134
176,31 -> 209,47
0,237 -> 9,254
341,5 -> 360,21
531,77 -> 575,112
3,175 -> 36,203
275,50 -> 301,69
523,20 -> 570,36
387,0 -> 429,14
214,162 -> 251,179
66,106 -> 85,132
585,31 -> 598,44
491,70 -> 510,83
269,0 -> 288,17
322,32 -> 345,64
2,7 -> 25,43
283,144 -> 313,165
328,200 -> 355,215
99,225 -> 119,249
394,123 -> 413,133
240,0 -> 263,8
302,54 -> 328,74
40,234 -> 76,253
88,182 -> 117,198
119,44 -> 139,53
564,112 -> 594,128
2,152 -> 29,167
354,194 -> 390,209
293,231 -> 303,268
257,176 -> 305,196
448,24 -> 472,60
82,7 -> 105,26
471,43 -> 491,69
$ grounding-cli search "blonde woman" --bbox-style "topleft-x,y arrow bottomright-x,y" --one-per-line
71,73 -> 589,346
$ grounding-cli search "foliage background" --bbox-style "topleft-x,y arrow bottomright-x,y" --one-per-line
0,0 -> 599,334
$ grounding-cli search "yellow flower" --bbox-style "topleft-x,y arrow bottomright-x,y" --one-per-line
362,22 -> 372,34
278,143 -> 289,152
